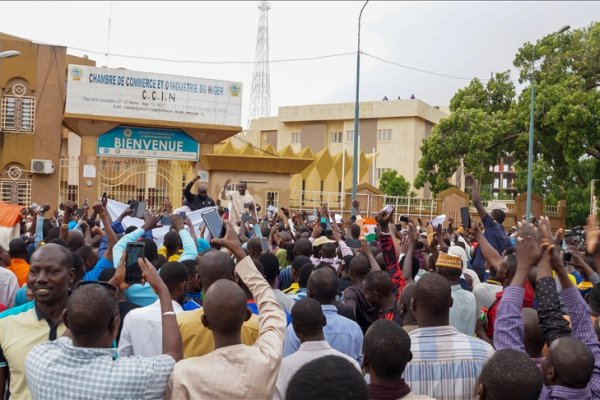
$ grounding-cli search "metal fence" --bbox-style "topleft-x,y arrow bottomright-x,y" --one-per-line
288,190 -> 562,219
289,190 -> 438,220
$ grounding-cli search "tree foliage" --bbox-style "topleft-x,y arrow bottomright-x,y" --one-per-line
414,72 -> 516,193
415,22 -> 600,225
379,170 -> 410,197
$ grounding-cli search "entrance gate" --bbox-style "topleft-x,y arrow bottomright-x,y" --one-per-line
97,158 -> 195,209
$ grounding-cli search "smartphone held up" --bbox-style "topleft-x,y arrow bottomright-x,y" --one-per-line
125,242 -> 145,284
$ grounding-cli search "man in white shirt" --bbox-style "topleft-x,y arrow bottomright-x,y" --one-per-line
274,298 -> 360,399
119,262 -> 189,357
220,179 -> 255,226
0,265 -> 18,309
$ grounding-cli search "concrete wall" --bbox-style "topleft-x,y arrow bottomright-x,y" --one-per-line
0,37 -> 67,204
300,123 -> 326,153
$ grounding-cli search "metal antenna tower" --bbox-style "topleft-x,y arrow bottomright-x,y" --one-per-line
248,1 -> 271,127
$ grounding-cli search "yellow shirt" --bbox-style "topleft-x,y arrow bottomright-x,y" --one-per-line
158,247 -> 182,262
0,307 -> 66,399
177,306 -> 260,359
551,271 -> 577,286
168,256 -> 286,400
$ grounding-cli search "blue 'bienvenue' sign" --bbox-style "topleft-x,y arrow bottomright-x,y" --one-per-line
97,126 -> 199,160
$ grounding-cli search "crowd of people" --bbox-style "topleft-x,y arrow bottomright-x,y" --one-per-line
0,175 -> 599,400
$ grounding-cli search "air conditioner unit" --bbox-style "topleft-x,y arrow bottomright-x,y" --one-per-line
31,159 -> 54,174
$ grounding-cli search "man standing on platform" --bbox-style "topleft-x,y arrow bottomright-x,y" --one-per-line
220,179 -> 255,226
183,176 -> 216,211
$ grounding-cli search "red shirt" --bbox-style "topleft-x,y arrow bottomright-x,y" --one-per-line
486,280 -> 535,338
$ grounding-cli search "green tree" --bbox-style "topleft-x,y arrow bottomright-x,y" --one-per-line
415,22 -> 600,226
414,72 -> 517,194
379,170 -> 410,197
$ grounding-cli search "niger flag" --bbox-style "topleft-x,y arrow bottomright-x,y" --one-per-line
361,217 -> 377,243
0,202 -> 24,248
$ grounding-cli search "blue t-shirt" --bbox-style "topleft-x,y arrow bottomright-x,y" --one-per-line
82,257 -> 114,282
125,283 -> 158,307
472,214 -> 509,271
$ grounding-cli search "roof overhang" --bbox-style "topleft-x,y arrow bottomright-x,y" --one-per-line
63,113 -> 241,144
200,154 -> 313,174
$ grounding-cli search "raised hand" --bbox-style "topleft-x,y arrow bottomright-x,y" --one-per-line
141,211 -> 161,231
311,223 -> 322,239
465,173 -> 475,186
211,221 -> 245,259
138,257 -> 167,293
516,221 -> 544,270
587,214 -> 600,255
357,238 -> 370,255
407,222 -> 419,244
109,255 -> 130,291
171,214 -> 185,231
376,207 -> 394,228
320,203 -> 329,217
92,200 -> 105,216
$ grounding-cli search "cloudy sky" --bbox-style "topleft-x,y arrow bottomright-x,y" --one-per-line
1,1 -> 598,127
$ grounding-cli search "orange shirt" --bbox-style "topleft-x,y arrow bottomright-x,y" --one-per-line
7,258 -> 29,287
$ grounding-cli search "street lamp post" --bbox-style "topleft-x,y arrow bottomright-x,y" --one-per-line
351,0 -> 369,216
0,50 -> 21,59
525,25 -> 570,222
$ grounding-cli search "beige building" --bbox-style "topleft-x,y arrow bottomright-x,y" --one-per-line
241,99 -> 448,197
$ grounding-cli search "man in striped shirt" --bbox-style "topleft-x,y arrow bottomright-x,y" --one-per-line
403,272 -> 494,400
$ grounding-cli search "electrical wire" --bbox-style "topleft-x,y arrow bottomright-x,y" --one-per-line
23,34 -> 508,82
362,51 -> 493,81
66,46 -> 356,65
21,32 -> 518,83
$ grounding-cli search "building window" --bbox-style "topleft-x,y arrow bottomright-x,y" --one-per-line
1,95 -> 35,133
290,132 -> 301,144
376,129 -> 392,142
494,178 -> 500,188
345,130 -> 354,142
502,178 -> 508,188
376,168 -> 391,180
266,191 -> 279,208
329,131 -> 343,143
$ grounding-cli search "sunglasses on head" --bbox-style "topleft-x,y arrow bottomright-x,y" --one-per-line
74,280 -> 118,297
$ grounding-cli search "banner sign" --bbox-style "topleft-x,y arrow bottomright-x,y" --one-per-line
66,64 -> 242,126
97,126 -> 199,160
